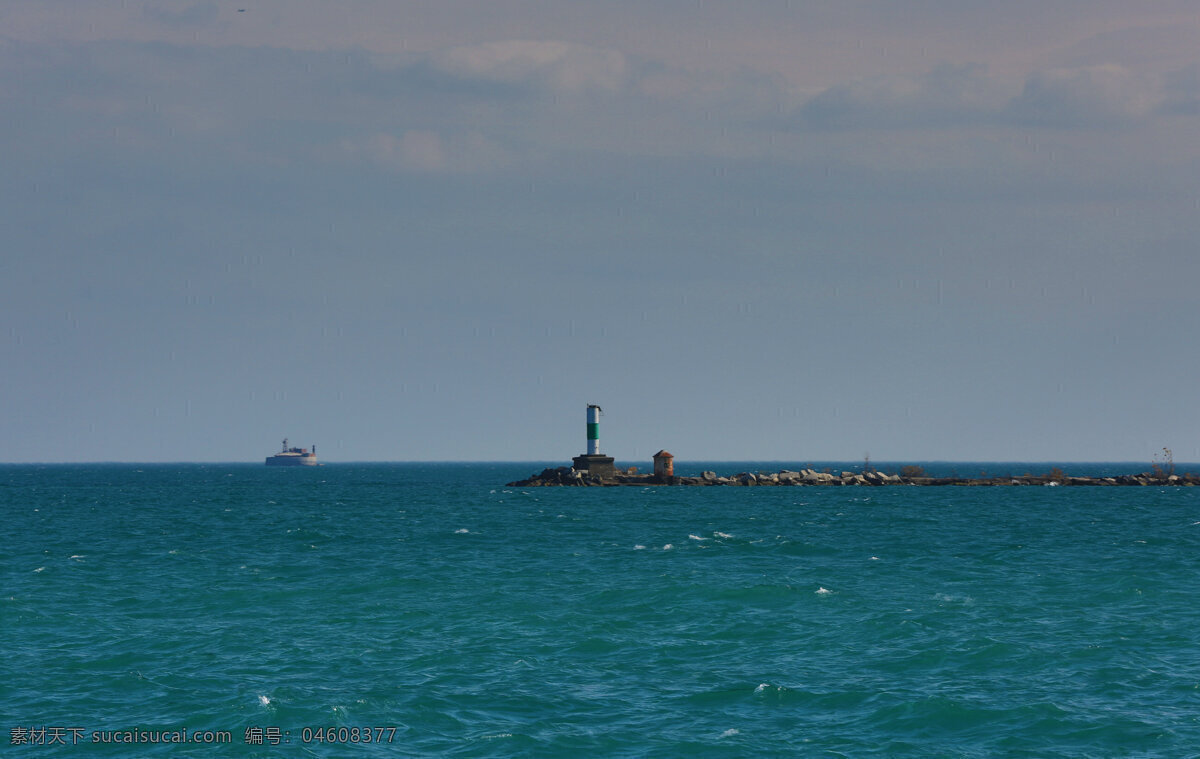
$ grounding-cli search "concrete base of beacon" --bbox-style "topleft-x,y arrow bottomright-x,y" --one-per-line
572,454 -> 617,478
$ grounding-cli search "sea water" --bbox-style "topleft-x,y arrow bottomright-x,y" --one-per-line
4,462 -> 1200,757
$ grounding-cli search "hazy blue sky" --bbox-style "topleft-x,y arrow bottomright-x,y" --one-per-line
4,1 -> 1200,463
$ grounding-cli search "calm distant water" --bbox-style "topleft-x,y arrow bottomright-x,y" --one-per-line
5,462 -> 1200,757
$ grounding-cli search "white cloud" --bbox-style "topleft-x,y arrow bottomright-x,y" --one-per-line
1160,63 -> 1200,116
797,62 -> 1170,132
426,40 -> 629,94
143,2 -> 220,30
1007,64 -> 1154,127
798,63 -> 1008,130
343,130 -> 512,174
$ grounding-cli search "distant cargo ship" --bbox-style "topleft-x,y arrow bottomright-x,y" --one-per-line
265,439 -> 318,466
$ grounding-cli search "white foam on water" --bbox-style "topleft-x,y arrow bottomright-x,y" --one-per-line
714,531 -> 733,539
869,556 -> 880,561
934,593 -> 973,604
688,534 -> 707,541
33,567 -> 44,573
633,545 -> 646,550
816,587 -> 832,595
662,544 -> 673,550
258,694 -> 271,707
719,728 -> 740,738
69,555 -> 85,561
454,528 -> 470,534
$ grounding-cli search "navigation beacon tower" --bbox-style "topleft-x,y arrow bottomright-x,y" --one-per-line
572,404 -> 616,477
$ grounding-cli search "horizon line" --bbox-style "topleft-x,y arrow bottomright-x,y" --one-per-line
0,459 -> 1180,466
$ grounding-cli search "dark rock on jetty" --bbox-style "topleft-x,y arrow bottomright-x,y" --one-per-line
507,467 -> 1200,488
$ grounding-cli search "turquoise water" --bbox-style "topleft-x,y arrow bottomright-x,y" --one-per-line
5,463 -> 1200,756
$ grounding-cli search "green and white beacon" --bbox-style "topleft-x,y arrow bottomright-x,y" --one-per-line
573,403 -> 616,477
587,403 -> 602,455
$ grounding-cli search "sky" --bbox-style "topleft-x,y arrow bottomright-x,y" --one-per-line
3,1 -> 1200,463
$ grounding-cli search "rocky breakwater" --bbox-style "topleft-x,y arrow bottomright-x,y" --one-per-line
506,467 -> 1200,488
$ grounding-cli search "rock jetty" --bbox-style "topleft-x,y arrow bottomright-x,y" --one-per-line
507,467 -> 1200,488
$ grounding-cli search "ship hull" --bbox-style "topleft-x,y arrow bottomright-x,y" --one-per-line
265,455 -> 318,466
